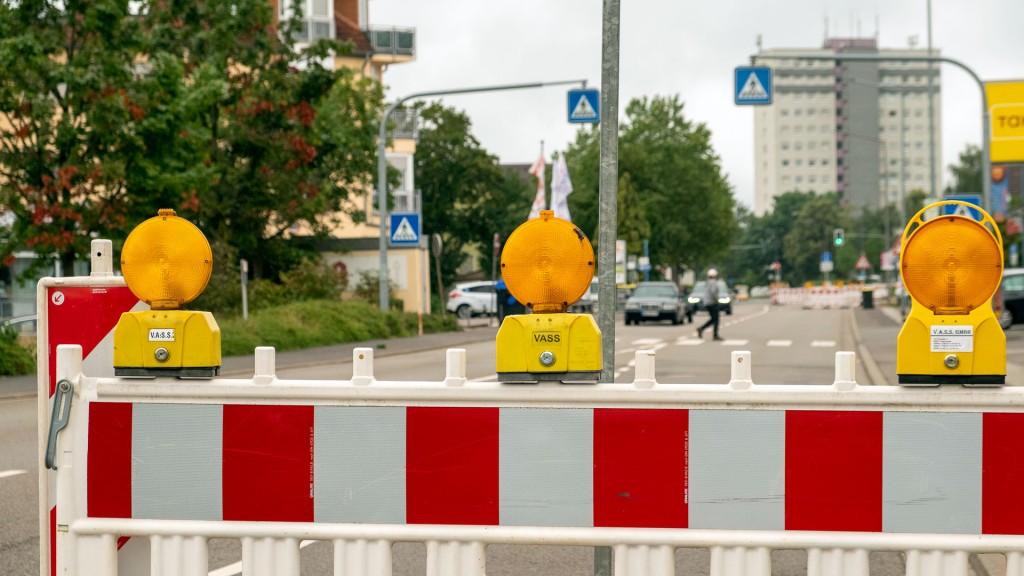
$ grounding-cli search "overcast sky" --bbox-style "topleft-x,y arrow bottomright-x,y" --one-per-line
369,0 -> 1024,210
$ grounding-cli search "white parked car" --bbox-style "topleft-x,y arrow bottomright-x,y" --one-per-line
446,281 -> 498,319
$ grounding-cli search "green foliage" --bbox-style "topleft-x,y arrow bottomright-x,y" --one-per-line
0,328 -> 35,376
945,144 -> 983,196
218,299 -> 457,356
0,1 -> 383,282
413,102 -> 531,287
194,243 -> 347,315
352,270 -> 402,311
565,95 -> 736,273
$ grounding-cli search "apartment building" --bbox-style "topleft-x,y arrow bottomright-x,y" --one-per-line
752,37 -> 941,216
274,0 -> 431,313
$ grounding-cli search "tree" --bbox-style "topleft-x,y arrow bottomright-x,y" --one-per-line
944,144 -> 982,196
412,102 -> 531,288
0,0 -> 146,275
136,0 -> 382,279
565,95 -> 735,276
0,0 -> 383,280
783,192 -> 845,281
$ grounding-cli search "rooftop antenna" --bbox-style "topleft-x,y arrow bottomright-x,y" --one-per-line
908,35 -> 919,48
755,33 -> 762,52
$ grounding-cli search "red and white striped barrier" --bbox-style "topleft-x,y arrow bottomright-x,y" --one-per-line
36,241 -> 145,576
770,286 -> 873,309
47,342 -> 1024,576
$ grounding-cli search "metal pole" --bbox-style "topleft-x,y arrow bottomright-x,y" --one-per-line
595,0 -> 620,573
597,0 -> 620,386
761,53 -> 991,213
927,0 -> 937,200
376,80 -> 588,311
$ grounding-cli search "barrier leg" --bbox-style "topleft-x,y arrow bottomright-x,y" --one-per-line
333,538 -> 392,576
242,536 -> 301,576
151,534 -> 207,576
1008,551 -> 1024,576
807,548 -> 868,576
905,549 -> 968,576
710,545 -> 770,576
425,540 -> 485,576
73,533 -> 118,576
613,544 -> 674,576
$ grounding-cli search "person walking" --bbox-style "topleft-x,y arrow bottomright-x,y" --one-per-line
697,269 -> 723,341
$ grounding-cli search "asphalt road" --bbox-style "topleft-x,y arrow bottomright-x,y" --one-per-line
3,299 -> 1022,575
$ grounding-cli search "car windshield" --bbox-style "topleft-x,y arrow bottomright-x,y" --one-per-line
632,284 -> 677,298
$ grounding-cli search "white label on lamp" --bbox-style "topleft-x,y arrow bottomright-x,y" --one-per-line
148,329 -> 176,342
930,325 -> 973,352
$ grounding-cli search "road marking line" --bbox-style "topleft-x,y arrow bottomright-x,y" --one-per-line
767,340 -> 792,347
676,339 -> 705,346
719,339 -> 749,346
811,340 -> 836,347
631,338 -> 662,346
0,469 -> 27,480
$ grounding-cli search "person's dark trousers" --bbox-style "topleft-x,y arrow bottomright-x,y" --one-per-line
698,304 -> 720,339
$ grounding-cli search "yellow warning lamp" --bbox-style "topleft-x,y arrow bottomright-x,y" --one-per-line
113,209 -> 221,377
897,200 -> 1005,385
495,210 -> 602,382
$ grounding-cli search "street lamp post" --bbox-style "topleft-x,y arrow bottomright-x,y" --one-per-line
376,79 -> 587,311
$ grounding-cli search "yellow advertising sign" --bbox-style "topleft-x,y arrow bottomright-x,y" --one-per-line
987,81 -> 1024,163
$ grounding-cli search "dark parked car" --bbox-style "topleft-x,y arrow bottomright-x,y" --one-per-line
1000,268 -> 1024,329
623,281 -> 685,325
685,279 -> 733,322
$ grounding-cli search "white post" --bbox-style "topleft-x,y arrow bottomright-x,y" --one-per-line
253,347 -> 276,385
89,240 -> 114,277
633,350 -> 657,388
729,351 -> 753,390
833,351 -> 858,391
352,347 -> 374,385
444,349 -> 467,387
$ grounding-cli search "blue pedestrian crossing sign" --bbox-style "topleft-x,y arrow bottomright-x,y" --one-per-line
942,194 -> 984,221
389,213 -> 420,246
568,89 -> 600,123
734,66 -> 773,105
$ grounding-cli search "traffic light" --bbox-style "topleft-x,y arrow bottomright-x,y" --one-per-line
833,228 -> 845,247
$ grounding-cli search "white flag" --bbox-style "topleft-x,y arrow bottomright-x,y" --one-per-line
527,153 -> 546,220
551,156 -> 573,222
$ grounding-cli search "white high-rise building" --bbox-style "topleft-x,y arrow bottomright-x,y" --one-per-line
752,38 -> 941,216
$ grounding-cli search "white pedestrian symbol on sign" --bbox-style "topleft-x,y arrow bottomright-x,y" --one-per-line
392,217 -> 418,242
739,74 -> 769,100
570,96 -> 597,121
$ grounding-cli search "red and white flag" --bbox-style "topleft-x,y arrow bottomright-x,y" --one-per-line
551,156 -> 573,222
527,153 -> 546,220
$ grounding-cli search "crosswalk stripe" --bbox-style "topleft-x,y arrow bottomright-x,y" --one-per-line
811,340 -> 837,347
767,340 -> 793,347
0,470 -> 26,480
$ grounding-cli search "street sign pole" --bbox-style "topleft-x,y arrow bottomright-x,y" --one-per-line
377,79 -> 588,311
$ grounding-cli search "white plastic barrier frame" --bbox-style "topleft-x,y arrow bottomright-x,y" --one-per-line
36,240 -> 146,576
50,344 -> 1024,576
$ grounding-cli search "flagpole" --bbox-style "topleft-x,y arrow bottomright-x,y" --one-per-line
540,140 -> 546,210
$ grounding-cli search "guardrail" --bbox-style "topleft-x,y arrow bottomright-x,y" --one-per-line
49,345 -> 1024,576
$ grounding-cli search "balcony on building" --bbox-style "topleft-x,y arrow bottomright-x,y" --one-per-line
365,26 -> 416,64
389,107 -> 419,141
